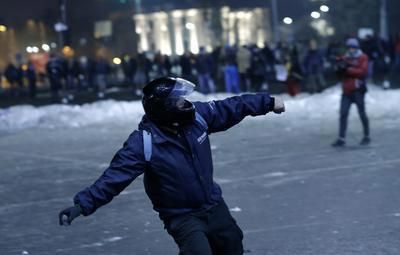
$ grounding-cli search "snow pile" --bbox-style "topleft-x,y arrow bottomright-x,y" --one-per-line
0,85 -> 399,132
0,100 -> 143,131
281,85 -> 400,122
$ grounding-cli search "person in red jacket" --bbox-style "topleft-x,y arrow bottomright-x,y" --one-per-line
332,38 -> 370,147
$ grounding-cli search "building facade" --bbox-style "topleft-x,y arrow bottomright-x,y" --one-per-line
134,6 -> 271,55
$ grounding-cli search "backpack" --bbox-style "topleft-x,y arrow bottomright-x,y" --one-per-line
142,112 -> 208,162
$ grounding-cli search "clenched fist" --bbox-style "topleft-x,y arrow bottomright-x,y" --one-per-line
273,97 -> 285,114
59,204 -> 82,226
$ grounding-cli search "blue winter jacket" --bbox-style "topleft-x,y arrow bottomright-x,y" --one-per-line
74,94 -> 274,220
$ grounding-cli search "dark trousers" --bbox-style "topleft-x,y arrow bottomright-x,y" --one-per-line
339,91 -> 370,139
164,200 -> 244,255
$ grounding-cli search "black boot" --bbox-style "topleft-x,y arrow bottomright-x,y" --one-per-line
360,137 -> 371,146
332,138 -> 346,147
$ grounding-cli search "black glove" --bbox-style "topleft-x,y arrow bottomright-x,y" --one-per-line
59,204 -> 82,226
335,60 -> 350,77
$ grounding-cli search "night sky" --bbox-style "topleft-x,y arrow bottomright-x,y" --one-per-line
1,0 -> 399,34
1,0 -> 58,27
0,0 -> 306,28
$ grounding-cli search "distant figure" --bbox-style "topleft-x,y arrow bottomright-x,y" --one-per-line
25,61 -> 37,98
46,54 -> 65,101
223,45 -> 240,93
134,53 -> 151,94
394,34 -> 400,71
303,39 -> 326,93
94,57 -> 111,98
236,45 -> 251,91
286,46 -> 303,97
361,35 -> 381,81
261,43 -> 276,83
249,47 -> 267,92
332,38 -> 370,147
179,51 -> 195,82
195,47 -> 215,94
4,63 -> 22,96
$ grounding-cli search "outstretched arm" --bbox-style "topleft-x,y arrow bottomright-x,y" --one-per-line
194,93 -> 285,134
59,132 -> 146,225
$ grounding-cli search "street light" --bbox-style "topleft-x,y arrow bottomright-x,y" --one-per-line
185,23 -> 195,30
42,44 -> 50,52
113,57 -> 122,65
283,17 -> 293,25
32,46 -> 39,53
0,25 -> 7,32
311,11 -> 321,19
320,5 -> 329,13
161,25 -> 168,32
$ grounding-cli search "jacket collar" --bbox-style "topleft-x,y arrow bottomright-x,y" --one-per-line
138,115 -> 185,145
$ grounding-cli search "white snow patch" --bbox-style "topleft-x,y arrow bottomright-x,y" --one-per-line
22,251 -> 29,255
104,236 -> 123,242
0,100 -> 144,131
80,242 -> 103,248
229,206 -> 242,212
393,213 -> 400,217
1,85 -> 399,132
267,172 -> 287,177
214,178 -> 233,184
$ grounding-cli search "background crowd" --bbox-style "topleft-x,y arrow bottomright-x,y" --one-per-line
1,33 -> 400,104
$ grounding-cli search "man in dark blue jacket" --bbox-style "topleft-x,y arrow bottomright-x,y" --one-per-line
59,77 -> 285,255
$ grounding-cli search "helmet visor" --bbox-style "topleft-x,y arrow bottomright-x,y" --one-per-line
168,78 -> 196,98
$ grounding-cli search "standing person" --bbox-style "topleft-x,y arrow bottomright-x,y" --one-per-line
153,51 -> 165,78
236,45 -> 251,91
4,63 -> 19,96
286,46 -> 303,97
393,33 -> 400,71
46,54 -> 64,101
332,38 -> 370,147
303,39 -> 326,93
249,47 -> 267,92
195,47 -> 215,94
361,35 -> 381,82
94,56 -> 111,98
121,55 -> 135,86
134,53 -> 151,95
262,43 -> 277,83
179,51 -> 195,82
163,55 -> 172,76
25,61 -> 37,99
223,45 -> 240,93
59,77 -> 286,255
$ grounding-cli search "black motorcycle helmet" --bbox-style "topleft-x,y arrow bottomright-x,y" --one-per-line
142,77 -> 196,125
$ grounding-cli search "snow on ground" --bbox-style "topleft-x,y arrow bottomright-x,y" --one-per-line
1,85 -> 400,255
0,85 -> 399,132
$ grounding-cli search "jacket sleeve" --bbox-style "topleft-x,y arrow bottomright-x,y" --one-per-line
73,131 -> 146,216
346,55 -> 369,78
194,93 -> 274,134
